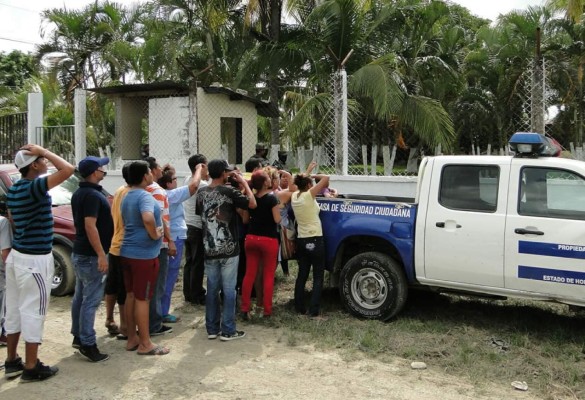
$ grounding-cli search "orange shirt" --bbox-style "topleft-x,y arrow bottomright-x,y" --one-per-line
109,185 -> 130,256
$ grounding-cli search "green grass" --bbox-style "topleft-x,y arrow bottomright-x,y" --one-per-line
246,263 -> 585,399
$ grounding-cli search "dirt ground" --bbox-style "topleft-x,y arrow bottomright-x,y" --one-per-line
1,292 -> 539,400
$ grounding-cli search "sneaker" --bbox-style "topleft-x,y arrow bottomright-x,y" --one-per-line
4,357 -> 24,378
150,325 -> 173,336
207,332 -> 220,340
72,336 -> 81,349
20,360 -> 58,383
79,345 -> 110,363
219,331 -> 246,341
162,314 -> 181,323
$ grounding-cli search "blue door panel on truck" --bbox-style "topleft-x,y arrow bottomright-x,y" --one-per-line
317,198 -> 417,282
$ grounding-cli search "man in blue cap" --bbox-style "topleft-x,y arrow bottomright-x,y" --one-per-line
70,156 -> 113,362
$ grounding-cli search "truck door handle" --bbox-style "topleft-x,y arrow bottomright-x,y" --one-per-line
514,228 -> 544,235
436,222 -> 461,228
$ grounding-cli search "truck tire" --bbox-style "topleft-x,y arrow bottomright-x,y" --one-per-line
340,251 -> 408,321
52,244 -> 75,296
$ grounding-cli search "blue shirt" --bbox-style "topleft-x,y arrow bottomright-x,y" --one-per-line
120,189 -> 162,259
167,185 -> 192,240
7,177 -> 53,254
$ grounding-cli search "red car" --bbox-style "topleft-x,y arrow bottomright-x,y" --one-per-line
0,163 -> 111,296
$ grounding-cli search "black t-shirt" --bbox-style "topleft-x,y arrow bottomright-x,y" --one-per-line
248,193 -> 279,239
72,182 -> 114,256
196,184 -> 251,259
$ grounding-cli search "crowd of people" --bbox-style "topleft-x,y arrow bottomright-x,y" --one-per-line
0,143 -> 333,383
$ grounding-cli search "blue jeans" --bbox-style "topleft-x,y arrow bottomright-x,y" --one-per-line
162,238 -> 184,316
205,256 -> 238,336
149,248 -> 168,333
71,253 -> 106,346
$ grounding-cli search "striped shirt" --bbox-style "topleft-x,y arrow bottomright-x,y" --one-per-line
7,177 -> 53,254
146,182 -> 170,248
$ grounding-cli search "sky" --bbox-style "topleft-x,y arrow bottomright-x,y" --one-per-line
0,0 -> 546,54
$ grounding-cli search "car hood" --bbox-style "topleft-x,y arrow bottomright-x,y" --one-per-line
52,204 -> 73,221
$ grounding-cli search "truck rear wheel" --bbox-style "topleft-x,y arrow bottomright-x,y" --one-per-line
340,251 -> 408,321
52,244 -> 75,296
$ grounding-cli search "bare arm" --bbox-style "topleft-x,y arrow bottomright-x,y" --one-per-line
235,173 -> 257,209
2,248 -> 11,263
271,204 -> 282,225
237,208 -> 250,224
141,211 -> 162,240
305,161 -> 317,175
19,144 -> 75,189
84,217 -> 108,273
309,174 -> 329,198
187,164 -> 204,196
276,189 -> 292,205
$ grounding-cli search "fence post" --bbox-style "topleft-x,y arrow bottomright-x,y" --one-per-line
333,70 -> 348,175
27,93 -> 43,144
75,89 -> 86,163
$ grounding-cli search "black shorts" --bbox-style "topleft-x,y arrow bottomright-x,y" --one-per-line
105,254 -> 127,305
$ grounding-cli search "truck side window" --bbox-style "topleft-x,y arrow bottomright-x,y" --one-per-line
519,167 -> 585,220
439,165 -> 499,212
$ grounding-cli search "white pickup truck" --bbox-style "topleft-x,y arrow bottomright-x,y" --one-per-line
318,133 -> 585,321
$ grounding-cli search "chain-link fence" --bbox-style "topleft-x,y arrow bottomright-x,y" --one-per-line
515,58 -> 552,135
308,71 -> 417,176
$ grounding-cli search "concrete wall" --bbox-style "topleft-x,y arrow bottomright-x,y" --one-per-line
149,96 -> 196,169
196,87 -> 257,167
117,98 -> 144,160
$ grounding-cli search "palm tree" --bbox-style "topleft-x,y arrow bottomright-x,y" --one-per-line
38,1 -> 143,150
39,1 -> 143,99
283,0 -> 457,158
546,0 -> 585,22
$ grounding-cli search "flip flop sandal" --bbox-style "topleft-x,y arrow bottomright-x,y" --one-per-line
137,345 -> 170,356
126,344 -> 139,351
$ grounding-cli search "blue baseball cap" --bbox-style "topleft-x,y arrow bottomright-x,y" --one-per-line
78,156 -> 109,177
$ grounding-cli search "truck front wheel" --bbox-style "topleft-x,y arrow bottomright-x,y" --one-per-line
51,244 -> 75,296
340,252 -> 408,321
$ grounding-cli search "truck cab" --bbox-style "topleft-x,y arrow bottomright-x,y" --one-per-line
416,150 -> 585,307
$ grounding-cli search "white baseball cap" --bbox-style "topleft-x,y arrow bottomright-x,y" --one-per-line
14,150 -> 38,170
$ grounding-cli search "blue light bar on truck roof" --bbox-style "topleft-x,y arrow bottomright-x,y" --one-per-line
509,132 -> 561,157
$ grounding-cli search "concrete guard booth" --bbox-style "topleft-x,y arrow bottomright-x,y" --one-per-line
90,81 -> 277,171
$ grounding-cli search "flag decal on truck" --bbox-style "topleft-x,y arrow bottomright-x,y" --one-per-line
518,241 -> 585,260
518,265 -> 585,285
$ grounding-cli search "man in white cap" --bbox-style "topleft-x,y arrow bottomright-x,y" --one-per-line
4,144 -> 74,382
70,156 -> 113,363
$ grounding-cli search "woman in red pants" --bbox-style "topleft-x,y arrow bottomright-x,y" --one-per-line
241,170 -> 281,318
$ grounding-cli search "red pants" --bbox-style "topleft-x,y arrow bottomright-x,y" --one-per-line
241,234 -> 279,315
